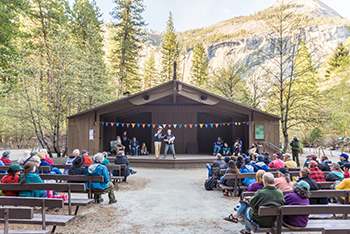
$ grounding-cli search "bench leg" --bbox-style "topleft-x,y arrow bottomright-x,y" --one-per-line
51,226 -> 56,234
74,206 -> 80,216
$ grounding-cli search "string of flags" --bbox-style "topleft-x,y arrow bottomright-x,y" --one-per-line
100,121 -> 249,129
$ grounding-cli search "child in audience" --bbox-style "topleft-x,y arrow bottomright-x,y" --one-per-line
1,164 -> 22,196
130,137 -> 140,156
344,165 -> 350,178
268,153 -> 285,169
247,170 -> 265,192
326,163 -> 344,182
308,160 -> 326,182
283,181 -> 310,228
1,151 -> 12,165
19,162 -> 46,197
338,153 -> 350,169
222,143 -> 231,156
274,168 -> 293,192
140,142 -> 149,155
213,137 -> 223,155
64,149 -> 80,174
220,160 -> 239,196
283,153 -> 298,169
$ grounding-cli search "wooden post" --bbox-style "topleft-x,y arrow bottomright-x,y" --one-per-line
41,199 -> 46,230
4,208 -> 9,234
68,185 -> 72,215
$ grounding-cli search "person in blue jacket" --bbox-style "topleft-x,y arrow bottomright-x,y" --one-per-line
19,162 -> 46,197
240,158 -> 256,186
222,143 -> 231,156
255,155 -> 270,171
88,153 -> 116,204
213,137 -> 223,156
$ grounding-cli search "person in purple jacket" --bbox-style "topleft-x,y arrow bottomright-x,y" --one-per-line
247,170 -> 265,192
283,181 -> 310,228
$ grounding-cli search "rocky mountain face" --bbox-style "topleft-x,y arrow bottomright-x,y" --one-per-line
139,0 -> 350,83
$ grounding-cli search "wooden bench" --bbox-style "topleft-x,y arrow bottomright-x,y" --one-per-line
0,197 -> 74,233
255,205 -> 350,233
0,207 -> 50,234
0,166 -> 51,174
0,183 -> 88,215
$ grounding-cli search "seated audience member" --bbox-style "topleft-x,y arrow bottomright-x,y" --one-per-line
220,160 -> 239,196
88,153 -> 116,204
0,157 -> 5,173
130,137 -> 140,156
140,142 -> 149,155
68,156 -> 87,175
19,162 -> 46,197
344,165 -> 350,178
326,163 -> 344,182
268,153 -> 285,169
284,153 -> 298,169
1,164 -> 22,196
298,168 -> 327,205
64,149 -> 80,174
338,153 -> 350,169
224,173 -> 284,234
308,160 -> 326,182
248,144 -> 258,157
240,158 -> 256,186
101,152 -> 110,165
38,151 -> 51,167
254,155 -> 269,172
233,139 -> 242,156
213,137 -> 224,155
115,136 -> 126,155
247,170 -> 265,192
81,150 -> 93,167
274,168 -> 293,192
336,177 -> 350,203
214,154 -> 227,169
1,151 -> 12,165
114,152 -> 136,181
222,143 -> 231,156
319,155 -> 332,171
38,149 -> 54,165
303,155 -> 314,168
283,181 -> 310,228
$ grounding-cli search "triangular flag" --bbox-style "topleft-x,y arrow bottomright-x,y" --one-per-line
142,123 -> 146,128
147,123 -> 151,128
204,124 -> 208,128
152,124 -> 156,128
162,124 -> 167,128
131,123 -> 136,128
178,124 -> 183,128
210,123 -> 214,128
126,123 -> 130,128
184,124 -> 187,128
173,124 -> 177,128
136,123 -> 141,128
199,123 -> 204,128
194,124 -> 198,128
116,122 -> 120,127
111,122 -> 115,127
121,123 -> 125,127
189,124 -> 193,128
168,124 -> 172,128
215,123 -> 219,128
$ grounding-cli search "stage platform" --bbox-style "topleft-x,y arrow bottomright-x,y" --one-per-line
125,155 -> 215,168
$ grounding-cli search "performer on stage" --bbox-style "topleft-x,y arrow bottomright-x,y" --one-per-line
163,129 -> 176,159
153,127 -> 163,159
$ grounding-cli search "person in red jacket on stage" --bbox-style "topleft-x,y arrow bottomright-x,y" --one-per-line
1,151 -> 12,165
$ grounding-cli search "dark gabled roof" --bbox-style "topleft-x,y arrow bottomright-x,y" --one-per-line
68,80 -> 279,119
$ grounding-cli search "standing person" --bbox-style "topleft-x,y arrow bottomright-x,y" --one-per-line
121,131 -> 130,154
290,137 -> 301,167
153,127 -> 163,159
163,129 -> 176,159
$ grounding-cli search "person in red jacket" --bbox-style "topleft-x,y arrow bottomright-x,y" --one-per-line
1,164 -> 22,196
82,150 -> 93,167
308,160 -> 326,182
1,151 -> 12,165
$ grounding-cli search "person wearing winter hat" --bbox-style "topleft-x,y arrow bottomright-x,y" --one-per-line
274,168 -> 293,192
283,153 -> 298,169
283,181 -> 310,228
240,158 -> 256,186
268,153 -> 285,169
255,155 -> 269,171
68,156 -> 87,176
87,153 -> 116,204
1,164 -> 23,196
338,153 -> 350,169
326,163 -> 344,182
1,151 -> 12,166
19,162 -> 46,197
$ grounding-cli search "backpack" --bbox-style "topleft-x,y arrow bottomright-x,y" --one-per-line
204,177 -> 217,191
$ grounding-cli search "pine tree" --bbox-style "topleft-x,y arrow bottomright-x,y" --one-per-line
191,43 -> 208,86
143,52 -> 157,89
111,0 -> 146,95
71,0 -> 112,110
160,12 -> 179,82
326,43 -> 350,78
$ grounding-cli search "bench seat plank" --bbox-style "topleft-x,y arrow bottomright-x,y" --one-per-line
0,231 -> 50,234
65,198 -> 94,206
0,214 -> 75,226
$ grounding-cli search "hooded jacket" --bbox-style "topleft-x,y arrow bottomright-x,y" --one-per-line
19,173 -> 46,197
87,163 -> 110,190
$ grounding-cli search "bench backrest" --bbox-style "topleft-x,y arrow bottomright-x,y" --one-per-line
0,166 -> 50,173
0,174 -> 104,183
0,196 -> 64,209
0,183 -> 86,192
0,207 -> 33,219
242,189 -> 350,199
258,205 -> 350,216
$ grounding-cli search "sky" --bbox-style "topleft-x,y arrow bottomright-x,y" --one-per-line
95,0 -> 350,32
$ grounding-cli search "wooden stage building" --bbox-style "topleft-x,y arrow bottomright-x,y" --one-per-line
67,80 -> 280,156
